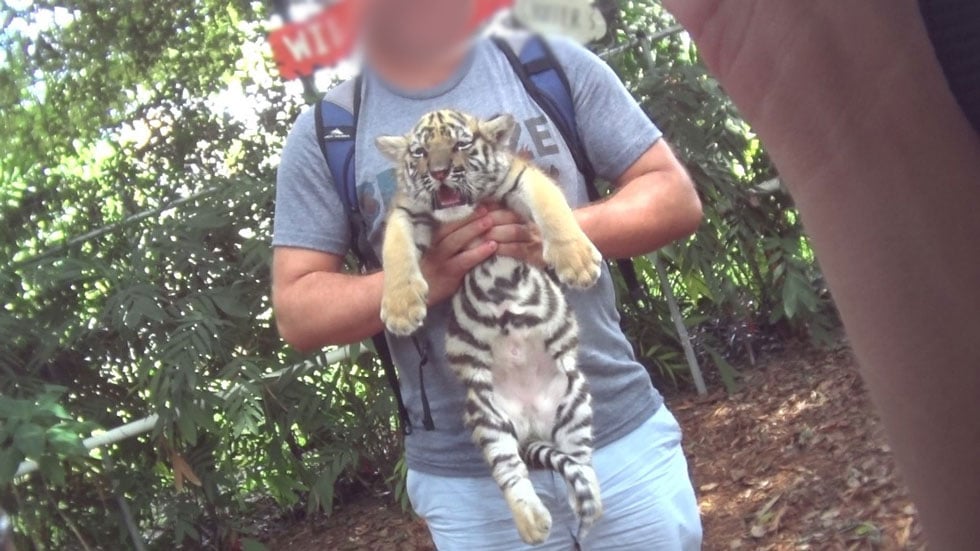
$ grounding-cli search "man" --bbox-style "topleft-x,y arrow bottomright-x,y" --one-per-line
272,1 -> 703,548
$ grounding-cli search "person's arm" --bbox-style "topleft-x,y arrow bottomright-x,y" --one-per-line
575,139 -> 701,260
273,211 -> 499,352
272,249 -> 384,351
662,1 -> 980,549
562,34 -> 702,257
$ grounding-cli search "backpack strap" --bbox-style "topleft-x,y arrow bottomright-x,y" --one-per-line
491,35 -> 596,194
492,35 -> 646,301
313,77 -> 417,435
314,76 -> 381,270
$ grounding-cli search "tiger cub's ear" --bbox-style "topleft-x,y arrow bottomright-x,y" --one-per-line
376,135 -> 409,162
479,114 -> 517,147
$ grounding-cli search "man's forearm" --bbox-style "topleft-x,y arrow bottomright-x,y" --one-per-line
575,169 -> 701,259
276,270 -> 385,351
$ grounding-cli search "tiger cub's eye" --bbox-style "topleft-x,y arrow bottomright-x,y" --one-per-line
410,147 -> 426,158
455,140 -> 474,151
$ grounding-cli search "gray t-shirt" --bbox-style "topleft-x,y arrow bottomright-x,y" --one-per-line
273,33 -> 665,477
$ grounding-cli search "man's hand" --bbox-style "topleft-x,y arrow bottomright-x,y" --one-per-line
473,207 -> 546,268
419,206 -> 499,305
420,204 -> 548,306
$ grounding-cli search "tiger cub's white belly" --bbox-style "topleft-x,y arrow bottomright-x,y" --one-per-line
455,255 -> 575,442
489,325 -> 567,442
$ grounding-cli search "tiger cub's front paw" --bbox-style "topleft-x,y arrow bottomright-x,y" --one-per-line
545,236 -> 602,289
381,275 -> 429,336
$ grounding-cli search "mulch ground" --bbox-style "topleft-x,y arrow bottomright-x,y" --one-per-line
263,344 -> 925,550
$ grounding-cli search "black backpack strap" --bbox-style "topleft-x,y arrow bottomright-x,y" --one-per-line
491,35 -> 597,191
492,34 -> 646,301
410,337 -> 435,431
372,333 -> 414,435
314,77 -> 419,435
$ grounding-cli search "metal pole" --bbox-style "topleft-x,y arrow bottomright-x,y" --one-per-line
598,25 -> 685,60
12,186 -> 221,269
652,254 -> 707,395
102,453 -> 148,551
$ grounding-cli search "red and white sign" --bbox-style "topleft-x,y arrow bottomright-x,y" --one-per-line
268,0 -> 515,80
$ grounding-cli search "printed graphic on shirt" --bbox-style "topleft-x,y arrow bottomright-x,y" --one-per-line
510,116 -> 561,157
362,168 -> 397,220
360,167 -> 398,245
359,116 -> 568,245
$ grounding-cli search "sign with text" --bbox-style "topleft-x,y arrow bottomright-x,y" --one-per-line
267,0 -> 360,80
513,0 -> 606,44
268,0 -> 515,80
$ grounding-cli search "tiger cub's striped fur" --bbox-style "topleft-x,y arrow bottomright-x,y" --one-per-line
376,110 -> 603,544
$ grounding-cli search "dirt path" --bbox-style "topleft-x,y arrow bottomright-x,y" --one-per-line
264,345 -> 925,550
675,346 -> 924,550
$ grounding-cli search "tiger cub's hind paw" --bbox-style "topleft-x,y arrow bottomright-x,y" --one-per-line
513,497 -> 553,545
380,275 -> 429,336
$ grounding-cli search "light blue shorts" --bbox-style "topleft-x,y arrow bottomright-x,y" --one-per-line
407,405 -> 702,550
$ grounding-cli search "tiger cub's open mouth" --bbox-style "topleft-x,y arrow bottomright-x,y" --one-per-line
435,184 -> 468,210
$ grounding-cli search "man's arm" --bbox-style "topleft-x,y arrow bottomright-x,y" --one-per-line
272,248 -> 385,352
490,139 -> 702,263
540,36 -> 703,259
575,139 -> 701,259
272,210 -> 499,352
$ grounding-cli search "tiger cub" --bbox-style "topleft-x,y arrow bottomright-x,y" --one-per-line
376,109 -> 603,544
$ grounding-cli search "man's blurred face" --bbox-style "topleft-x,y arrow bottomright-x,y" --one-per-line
362,0 -> 476,61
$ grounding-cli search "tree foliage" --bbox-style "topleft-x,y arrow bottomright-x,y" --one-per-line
598,2 -> 837,387
0,1 -> 837,547
1,1 -> 397,548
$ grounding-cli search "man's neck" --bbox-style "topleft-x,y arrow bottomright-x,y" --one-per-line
364,38 -> 472,91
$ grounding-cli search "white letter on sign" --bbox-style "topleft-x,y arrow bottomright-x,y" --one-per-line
282,32 -> 313,61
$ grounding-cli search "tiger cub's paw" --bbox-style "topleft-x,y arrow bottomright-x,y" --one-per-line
380,274 -> 429,336
545,235 -> 601,290
513,496 -> 553,545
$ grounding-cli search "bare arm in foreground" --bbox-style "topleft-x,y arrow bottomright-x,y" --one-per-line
661,1 -> 980,548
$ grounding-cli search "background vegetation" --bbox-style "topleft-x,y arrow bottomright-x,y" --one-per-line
0,1 -> 838,548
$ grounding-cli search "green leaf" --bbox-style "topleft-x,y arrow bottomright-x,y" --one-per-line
308,461 -> 344,515
134,295 -> 167,323
46,426 -> 86,456
211,289 -> 250,318
38,454 -> 66,486
0,397 -> 33,420
176,409 -> 199,446
123,303 -> 142,331
0,447 -> 26,483
771,262 -> 786,282
782,275 -> 799,319
707,348 -> 740,394
14,423 -> 46,458
47,403 -> 73,421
